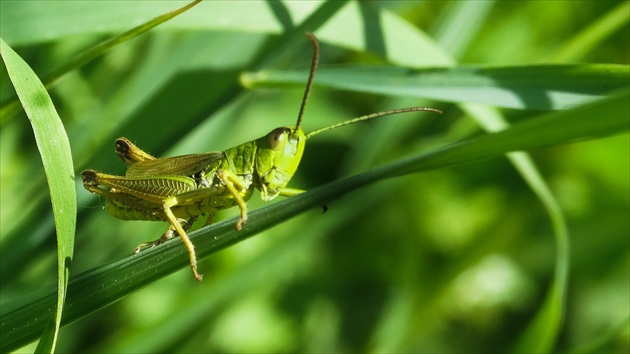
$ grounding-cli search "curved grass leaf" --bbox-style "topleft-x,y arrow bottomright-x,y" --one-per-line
427,2 -> 576,348
42,0 -> 201,89
1,87 -> 627,353
0,0 -> 201,125
242,64 -> 630,110
460,102 -> 571,353
0,0 -> 217,46
1,38 -> 76,354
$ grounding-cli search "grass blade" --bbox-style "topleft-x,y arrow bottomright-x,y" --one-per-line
243,64 -> 630,110
1,38 -> 76,353
0,0 -> 201,124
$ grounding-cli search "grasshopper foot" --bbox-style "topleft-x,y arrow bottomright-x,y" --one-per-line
134,241 -> 158,253
234,217 -> 247,231
192,267 -> 203,281
134,237 -> 164,253
134,227 -> 175,253
188,249 -> 203,282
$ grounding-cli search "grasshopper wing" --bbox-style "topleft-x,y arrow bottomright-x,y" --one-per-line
125,152 -> 226,178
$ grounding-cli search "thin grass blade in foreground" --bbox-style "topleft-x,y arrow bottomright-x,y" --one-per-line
1,38 -> 76,354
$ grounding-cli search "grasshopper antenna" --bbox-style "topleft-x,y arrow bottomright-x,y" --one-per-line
305,107 -> 443,139
295,32 -> 319,132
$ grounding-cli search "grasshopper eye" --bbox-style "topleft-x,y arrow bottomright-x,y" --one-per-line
267,128 -> 287,150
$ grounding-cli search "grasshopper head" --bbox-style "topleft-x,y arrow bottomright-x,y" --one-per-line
251,33 -> 442,201
255,126 -> 306,200
253,33 -> 316,201
251,33 -> 443,202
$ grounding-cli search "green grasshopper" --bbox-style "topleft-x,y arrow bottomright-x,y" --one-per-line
82,33 -> 442,281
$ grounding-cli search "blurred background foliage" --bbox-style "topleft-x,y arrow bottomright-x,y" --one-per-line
1,1 -> 628,353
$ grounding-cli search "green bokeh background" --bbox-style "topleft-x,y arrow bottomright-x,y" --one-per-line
1,1 -> 628,353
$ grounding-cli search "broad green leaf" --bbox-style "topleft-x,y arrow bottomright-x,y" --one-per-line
1,88 -> 627,353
